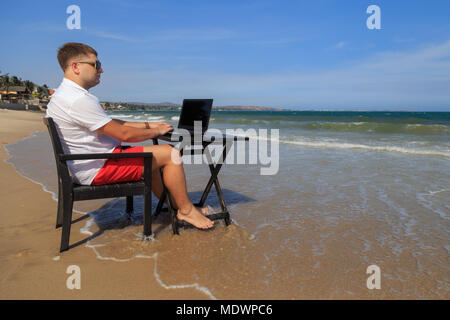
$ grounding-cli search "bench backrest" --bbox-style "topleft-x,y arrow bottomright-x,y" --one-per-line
43,117 -> 73,186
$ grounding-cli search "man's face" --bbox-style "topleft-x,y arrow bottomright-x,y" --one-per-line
76,53 -> 103,89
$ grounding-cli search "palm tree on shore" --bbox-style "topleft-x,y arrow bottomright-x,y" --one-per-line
1,73 -> 10,88
0,70 -> 8,84
1,73 -> 11,99
23,80 -> 35,95
36,85 -> 50,98
1,72 -> 50,99
42,84 -> 50,97
10,76 -> 22,86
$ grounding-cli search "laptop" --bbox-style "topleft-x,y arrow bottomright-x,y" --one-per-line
166,99 -> 213,137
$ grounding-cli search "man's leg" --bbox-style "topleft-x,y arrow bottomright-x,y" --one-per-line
143,144 -> 213,229
151,170 -> 164,199
152,172 -> 210,215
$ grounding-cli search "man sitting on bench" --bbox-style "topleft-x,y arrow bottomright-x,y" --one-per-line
46,42 -> 213,230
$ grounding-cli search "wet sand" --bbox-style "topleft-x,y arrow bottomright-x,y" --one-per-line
1,109 -> 448,300
0,110 -> 209,299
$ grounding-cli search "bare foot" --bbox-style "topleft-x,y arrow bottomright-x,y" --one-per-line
196,206 -> 210,215
177,205 -> 214,229
174,206 -> 209,215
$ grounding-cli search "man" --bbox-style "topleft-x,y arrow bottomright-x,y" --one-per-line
46,42 -> 213,229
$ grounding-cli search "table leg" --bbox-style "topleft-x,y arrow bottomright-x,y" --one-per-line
152,136 -> 237,231
198,140 -> 233,225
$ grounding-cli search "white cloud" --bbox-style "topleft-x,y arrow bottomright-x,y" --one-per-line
335,41 -> 347,49
247,38 -> 300,46
90,28 -> 235,43
392,37 -> 415,44
91,30 -> 141,42
151,28 -> 235,41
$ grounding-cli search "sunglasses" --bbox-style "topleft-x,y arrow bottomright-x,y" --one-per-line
77,60 -> 102,70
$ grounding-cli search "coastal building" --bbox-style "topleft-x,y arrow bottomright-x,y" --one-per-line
0,86 -> 28,101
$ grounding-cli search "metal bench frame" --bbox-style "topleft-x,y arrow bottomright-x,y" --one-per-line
43,117 -> 153,252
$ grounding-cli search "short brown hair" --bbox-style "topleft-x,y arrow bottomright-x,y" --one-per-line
57,42 -> 98,71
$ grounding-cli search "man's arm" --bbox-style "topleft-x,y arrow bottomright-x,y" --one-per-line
95,119 -> 173,142
112,119 -> 166,129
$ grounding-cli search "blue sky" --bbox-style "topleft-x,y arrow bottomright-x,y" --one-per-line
1,0 -> 450,110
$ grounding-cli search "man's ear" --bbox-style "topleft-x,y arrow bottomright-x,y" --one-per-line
69,61 -> 80,75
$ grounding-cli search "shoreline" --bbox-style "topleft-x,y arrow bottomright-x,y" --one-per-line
0,109 -> 210,299
2,109 -> 448,299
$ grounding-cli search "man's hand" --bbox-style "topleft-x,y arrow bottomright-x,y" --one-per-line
155,122 -> 173,135
148,121 -> 168,129
96,119 -> 173,142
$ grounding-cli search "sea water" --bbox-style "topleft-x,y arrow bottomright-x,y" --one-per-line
6,110 -> 450,299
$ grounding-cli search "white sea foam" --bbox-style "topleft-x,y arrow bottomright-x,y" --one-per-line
152,252 -> 217,300
5,133 -> 217,300
416,191 -> 450,221
85,245 -> 217,299
4,133 -> 87,214
231,132 -> 450,158
80,218 -> 96,236
114,114 -> 134,118
373,185 -> 418,237
146,116 -> 165,121
426,188 -> 450,196
87,244 -> 142,262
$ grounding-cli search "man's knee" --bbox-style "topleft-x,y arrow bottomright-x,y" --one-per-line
167,145 -> 182,165
143,144 -> 182,165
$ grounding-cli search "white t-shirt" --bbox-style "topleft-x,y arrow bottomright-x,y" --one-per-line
46,78 -> 120,185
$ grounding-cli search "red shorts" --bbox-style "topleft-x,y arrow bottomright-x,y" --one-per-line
91,146 -> 144,186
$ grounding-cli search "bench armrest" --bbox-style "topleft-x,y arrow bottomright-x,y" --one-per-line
59,152 -> 153,161
156,133 -> 250,143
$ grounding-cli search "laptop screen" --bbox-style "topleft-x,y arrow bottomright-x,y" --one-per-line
178,99 -> 213,132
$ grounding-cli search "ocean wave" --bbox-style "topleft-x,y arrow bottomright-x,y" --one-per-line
112,114 -> 167,121
232,132 -> 450,158
228,119 -> 270,125
113,114 -> 134,118
145,116 -> 165,120
298,122 -> 450,135
220,118 -> 450,135
287,140 -> 450,157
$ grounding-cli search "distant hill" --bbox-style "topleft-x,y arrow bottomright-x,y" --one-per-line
102,101 -> 284,111
126,102 -> 180,107
123,102 -> 283,110
213,105 -> 284,111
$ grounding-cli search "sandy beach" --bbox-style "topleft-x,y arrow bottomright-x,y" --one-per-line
0,109 -> 209,299
3,0 -> 450,302
1,109 -> 449,300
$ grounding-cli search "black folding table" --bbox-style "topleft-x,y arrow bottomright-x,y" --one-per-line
152,132 -> 249,234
